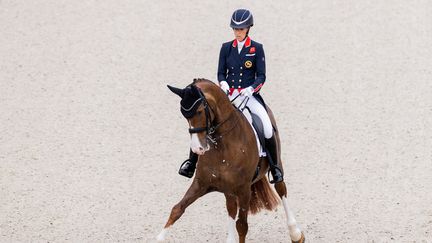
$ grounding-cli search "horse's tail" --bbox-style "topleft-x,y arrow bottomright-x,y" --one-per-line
249,176 -> 280,214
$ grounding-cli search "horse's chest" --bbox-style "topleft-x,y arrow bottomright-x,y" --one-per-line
197,165 -> 249,189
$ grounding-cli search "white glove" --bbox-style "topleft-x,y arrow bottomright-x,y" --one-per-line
219,81 -> 230,95
240,86 -> 254,97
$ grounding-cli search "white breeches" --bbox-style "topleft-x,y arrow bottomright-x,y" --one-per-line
229,90 -> 273,139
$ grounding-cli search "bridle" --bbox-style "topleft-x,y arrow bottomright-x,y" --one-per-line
185,88 -> 242,146
187,89 -> 214,132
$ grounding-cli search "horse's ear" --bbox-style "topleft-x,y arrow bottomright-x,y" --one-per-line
167,85 -> 184,98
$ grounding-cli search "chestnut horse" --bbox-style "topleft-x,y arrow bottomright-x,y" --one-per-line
157,79 -> 305,243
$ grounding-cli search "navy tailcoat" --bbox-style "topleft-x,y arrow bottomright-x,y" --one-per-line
217,37 -> 266,93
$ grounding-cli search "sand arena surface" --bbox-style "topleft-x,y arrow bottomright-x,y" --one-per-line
1,0 -> 431,242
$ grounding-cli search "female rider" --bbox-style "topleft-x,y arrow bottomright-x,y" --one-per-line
178,9 -> 283,184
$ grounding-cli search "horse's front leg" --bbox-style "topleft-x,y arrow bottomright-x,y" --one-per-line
225,193 -> 238,243
274,182 -> 305,243
236,187 -> 251,243
156,179 -> 208,242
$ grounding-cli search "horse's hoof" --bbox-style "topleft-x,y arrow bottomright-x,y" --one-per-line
291,232 -> 305,243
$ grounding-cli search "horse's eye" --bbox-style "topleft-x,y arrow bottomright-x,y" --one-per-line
196,110 -> 202,115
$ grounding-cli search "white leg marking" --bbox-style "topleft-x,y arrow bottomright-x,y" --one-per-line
226,216 -> 237,243
282,196 -> 302,241
156,227 -> 169,242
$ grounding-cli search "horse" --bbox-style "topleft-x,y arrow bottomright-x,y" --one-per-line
157,78 -> 305,243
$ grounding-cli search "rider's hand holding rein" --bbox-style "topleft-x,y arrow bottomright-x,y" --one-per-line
219,81 -> 230,95
240,86 -> 254,98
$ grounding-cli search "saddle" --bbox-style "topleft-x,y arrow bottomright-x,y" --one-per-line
235,93 -> 276,181
239,93 -> 275,154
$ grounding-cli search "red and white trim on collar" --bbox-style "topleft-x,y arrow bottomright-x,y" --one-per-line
232,36 -> 251,48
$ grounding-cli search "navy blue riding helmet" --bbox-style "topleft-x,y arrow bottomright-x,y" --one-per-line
230,9 -> 254,29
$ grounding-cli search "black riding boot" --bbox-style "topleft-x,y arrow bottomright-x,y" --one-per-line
178,150 -> 198,178
265,135 -> 284,184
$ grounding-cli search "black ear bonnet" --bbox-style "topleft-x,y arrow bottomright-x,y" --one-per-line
180,85 -> 205,118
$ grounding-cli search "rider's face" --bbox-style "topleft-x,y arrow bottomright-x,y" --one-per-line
233,28 -> 248,41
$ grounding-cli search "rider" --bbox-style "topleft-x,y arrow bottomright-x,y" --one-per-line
178,9 -> 283,183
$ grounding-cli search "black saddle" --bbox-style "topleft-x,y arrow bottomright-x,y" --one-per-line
248,111 -> 266,182
240,94 -> 277,181
251,112 -> 266,151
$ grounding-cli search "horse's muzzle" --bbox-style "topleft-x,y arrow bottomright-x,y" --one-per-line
190,134 -> 210,155
191,143 -> 210,155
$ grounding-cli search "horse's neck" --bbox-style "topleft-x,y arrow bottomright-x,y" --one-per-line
214,100 -> 234,123
215,101 -> 254,143
199,83 -> 254,143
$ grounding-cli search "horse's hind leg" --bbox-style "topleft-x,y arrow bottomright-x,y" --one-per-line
156,179 -> 207,242
224,193 -> 238,243
274,182 -> 305,243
